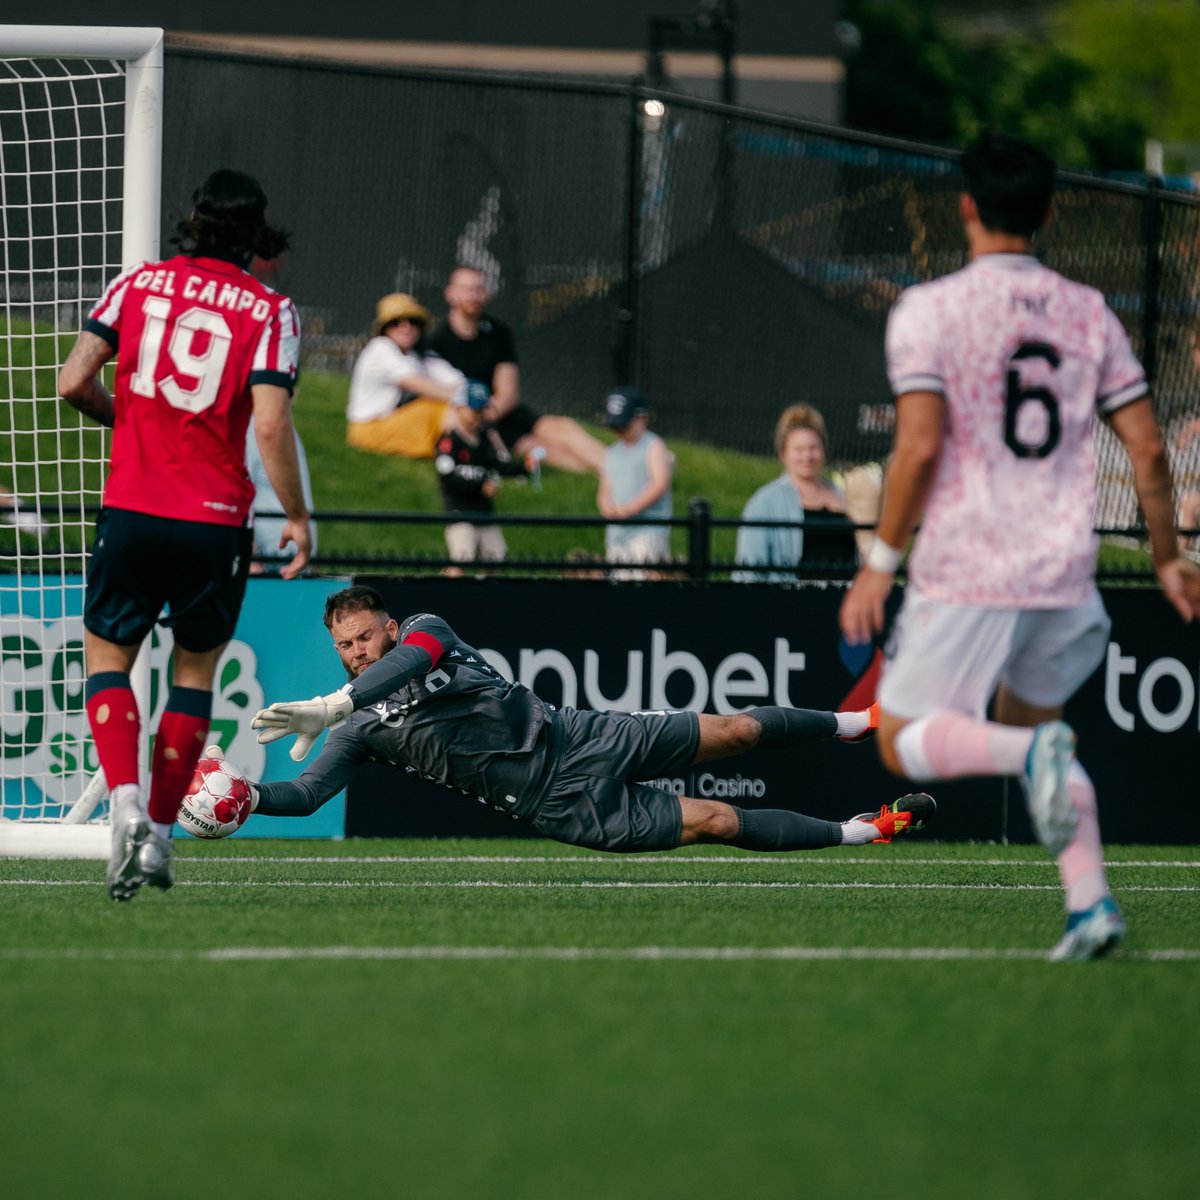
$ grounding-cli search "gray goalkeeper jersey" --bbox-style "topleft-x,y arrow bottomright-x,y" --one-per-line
255,613 -> 560,821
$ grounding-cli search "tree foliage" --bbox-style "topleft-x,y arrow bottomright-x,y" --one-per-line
841,1 -> 976,144
842,0 -> 1155,170
1058,0 -> 1200,144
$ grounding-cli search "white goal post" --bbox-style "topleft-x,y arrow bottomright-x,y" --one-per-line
0,25 -> 162,859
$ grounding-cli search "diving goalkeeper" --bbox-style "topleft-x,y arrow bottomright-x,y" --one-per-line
242,586 -> 933,853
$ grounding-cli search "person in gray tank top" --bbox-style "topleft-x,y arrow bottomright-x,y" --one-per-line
241,586 -> 935,853
597,387 -> 673,579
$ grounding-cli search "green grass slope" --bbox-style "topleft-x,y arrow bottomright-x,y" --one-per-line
293,370 -> 782,565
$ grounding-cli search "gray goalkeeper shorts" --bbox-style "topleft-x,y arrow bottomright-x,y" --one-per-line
528,707 -> 700,853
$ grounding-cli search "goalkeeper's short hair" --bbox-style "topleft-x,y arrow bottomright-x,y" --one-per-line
323,585 -> 388,630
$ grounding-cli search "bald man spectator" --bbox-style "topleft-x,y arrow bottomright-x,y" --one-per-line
426,266 -> 605,474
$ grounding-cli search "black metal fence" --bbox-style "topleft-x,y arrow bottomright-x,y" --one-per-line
253,504 -> 1171,583
160,46 -> 1200,509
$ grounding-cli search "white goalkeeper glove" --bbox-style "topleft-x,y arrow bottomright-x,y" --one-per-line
251,689 -> 355,761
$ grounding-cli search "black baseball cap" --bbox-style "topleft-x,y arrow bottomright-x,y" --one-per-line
603,386 -> 648,428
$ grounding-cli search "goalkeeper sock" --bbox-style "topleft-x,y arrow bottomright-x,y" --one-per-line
894,710 -> 1033,779
839,819 -> 882,845
730,806 -> 841,851
834,709 -> 872,739
747,707 -> 837,748
148,687 -> 212,825
85,672 -> 140,789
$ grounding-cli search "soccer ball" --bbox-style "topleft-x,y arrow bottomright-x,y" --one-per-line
178,753 -> 254,839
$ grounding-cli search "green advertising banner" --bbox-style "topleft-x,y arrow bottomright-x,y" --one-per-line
1,574 -> 348,838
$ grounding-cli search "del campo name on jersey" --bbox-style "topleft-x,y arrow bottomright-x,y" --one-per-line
132,268 -> 274,322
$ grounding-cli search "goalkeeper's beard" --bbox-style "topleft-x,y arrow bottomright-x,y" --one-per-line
346,634 -> 398,681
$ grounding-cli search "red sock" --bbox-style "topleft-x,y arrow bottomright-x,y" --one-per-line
148,688 -> 212,825
85,672 -> 140,789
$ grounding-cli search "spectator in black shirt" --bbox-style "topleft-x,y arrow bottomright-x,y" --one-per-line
426,266 -> 605,474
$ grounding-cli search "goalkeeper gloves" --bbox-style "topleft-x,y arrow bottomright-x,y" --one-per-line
251,689 -> 355,761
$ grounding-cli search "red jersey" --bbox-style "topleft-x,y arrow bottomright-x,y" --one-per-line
86,254 -> 301,526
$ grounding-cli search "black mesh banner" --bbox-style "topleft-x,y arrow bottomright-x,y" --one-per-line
344,577 -> 1200,844
160,48 -> 1200,500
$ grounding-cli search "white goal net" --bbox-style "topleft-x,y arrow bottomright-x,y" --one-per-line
0,26 -> 161,858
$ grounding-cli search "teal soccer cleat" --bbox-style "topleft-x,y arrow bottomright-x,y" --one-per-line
1049,896 -> 1125,961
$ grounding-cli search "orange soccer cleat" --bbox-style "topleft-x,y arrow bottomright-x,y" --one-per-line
854,792 -> 937,843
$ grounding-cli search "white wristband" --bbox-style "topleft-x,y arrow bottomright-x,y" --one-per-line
865,538 -> 903,574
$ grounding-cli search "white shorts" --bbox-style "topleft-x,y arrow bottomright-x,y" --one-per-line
605,529 -> 670,565
877,588 -> 1111,720
605,530 -> 671,581
445,522 -> 507,563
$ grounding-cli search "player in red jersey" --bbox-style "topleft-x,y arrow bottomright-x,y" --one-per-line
57,169 -> 313,901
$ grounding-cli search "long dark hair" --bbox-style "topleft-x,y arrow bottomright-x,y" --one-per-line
172,169 -> 290,265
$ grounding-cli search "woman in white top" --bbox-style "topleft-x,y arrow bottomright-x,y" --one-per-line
346,293 -> 468,459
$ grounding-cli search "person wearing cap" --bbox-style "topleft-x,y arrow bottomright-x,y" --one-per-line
346,292 -> 471,459
433,380 -> 532,570
426,266 -> 606,473
597,386 -> 673,578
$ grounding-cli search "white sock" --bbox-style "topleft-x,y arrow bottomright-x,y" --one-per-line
835,710 -> 870,739
151,821 -> 174,840
839,819 -> 879,845
110,782 -> 143,816
894,711 -> 1033,780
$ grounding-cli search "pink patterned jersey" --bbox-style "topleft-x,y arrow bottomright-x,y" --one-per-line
86,255 -> 301,527
886,253 -> 1148,607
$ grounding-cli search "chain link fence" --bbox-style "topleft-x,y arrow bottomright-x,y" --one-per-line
157,47 -> 1200,521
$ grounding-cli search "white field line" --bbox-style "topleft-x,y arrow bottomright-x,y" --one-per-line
1,944 -> 1199,963
2,878 -> 1197,893
172,855 -> 1200,869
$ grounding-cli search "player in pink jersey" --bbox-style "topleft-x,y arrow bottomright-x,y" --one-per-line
57,169 -> 313,901
840,132 -> 1200,960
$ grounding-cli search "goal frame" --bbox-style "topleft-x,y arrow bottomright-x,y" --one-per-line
0,25 -> 162,859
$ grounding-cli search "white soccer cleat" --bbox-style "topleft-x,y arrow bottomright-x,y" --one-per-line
135,829 -> 175,893
106,790 -> 148,902
1049,896 -> 1125,961
1023,720 -> 1078,856
106,788 -> 174,901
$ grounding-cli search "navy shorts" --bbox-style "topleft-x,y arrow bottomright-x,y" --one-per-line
84,508 -> 252,652
529,708 -> 699,853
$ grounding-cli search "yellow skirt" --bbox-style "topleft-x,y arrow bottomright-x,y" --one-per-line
347,398 -> 449,459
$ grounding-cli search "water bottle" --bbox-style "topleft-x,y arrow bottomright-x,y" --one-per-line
526,445 -> 547,491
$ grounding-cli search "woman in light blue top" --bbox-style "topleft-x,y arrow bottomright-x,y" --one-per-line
734,404 -> 854,582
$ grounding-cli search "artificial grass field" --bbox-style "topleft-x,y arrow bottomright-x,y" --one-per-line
2,837 -> 1197,1200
